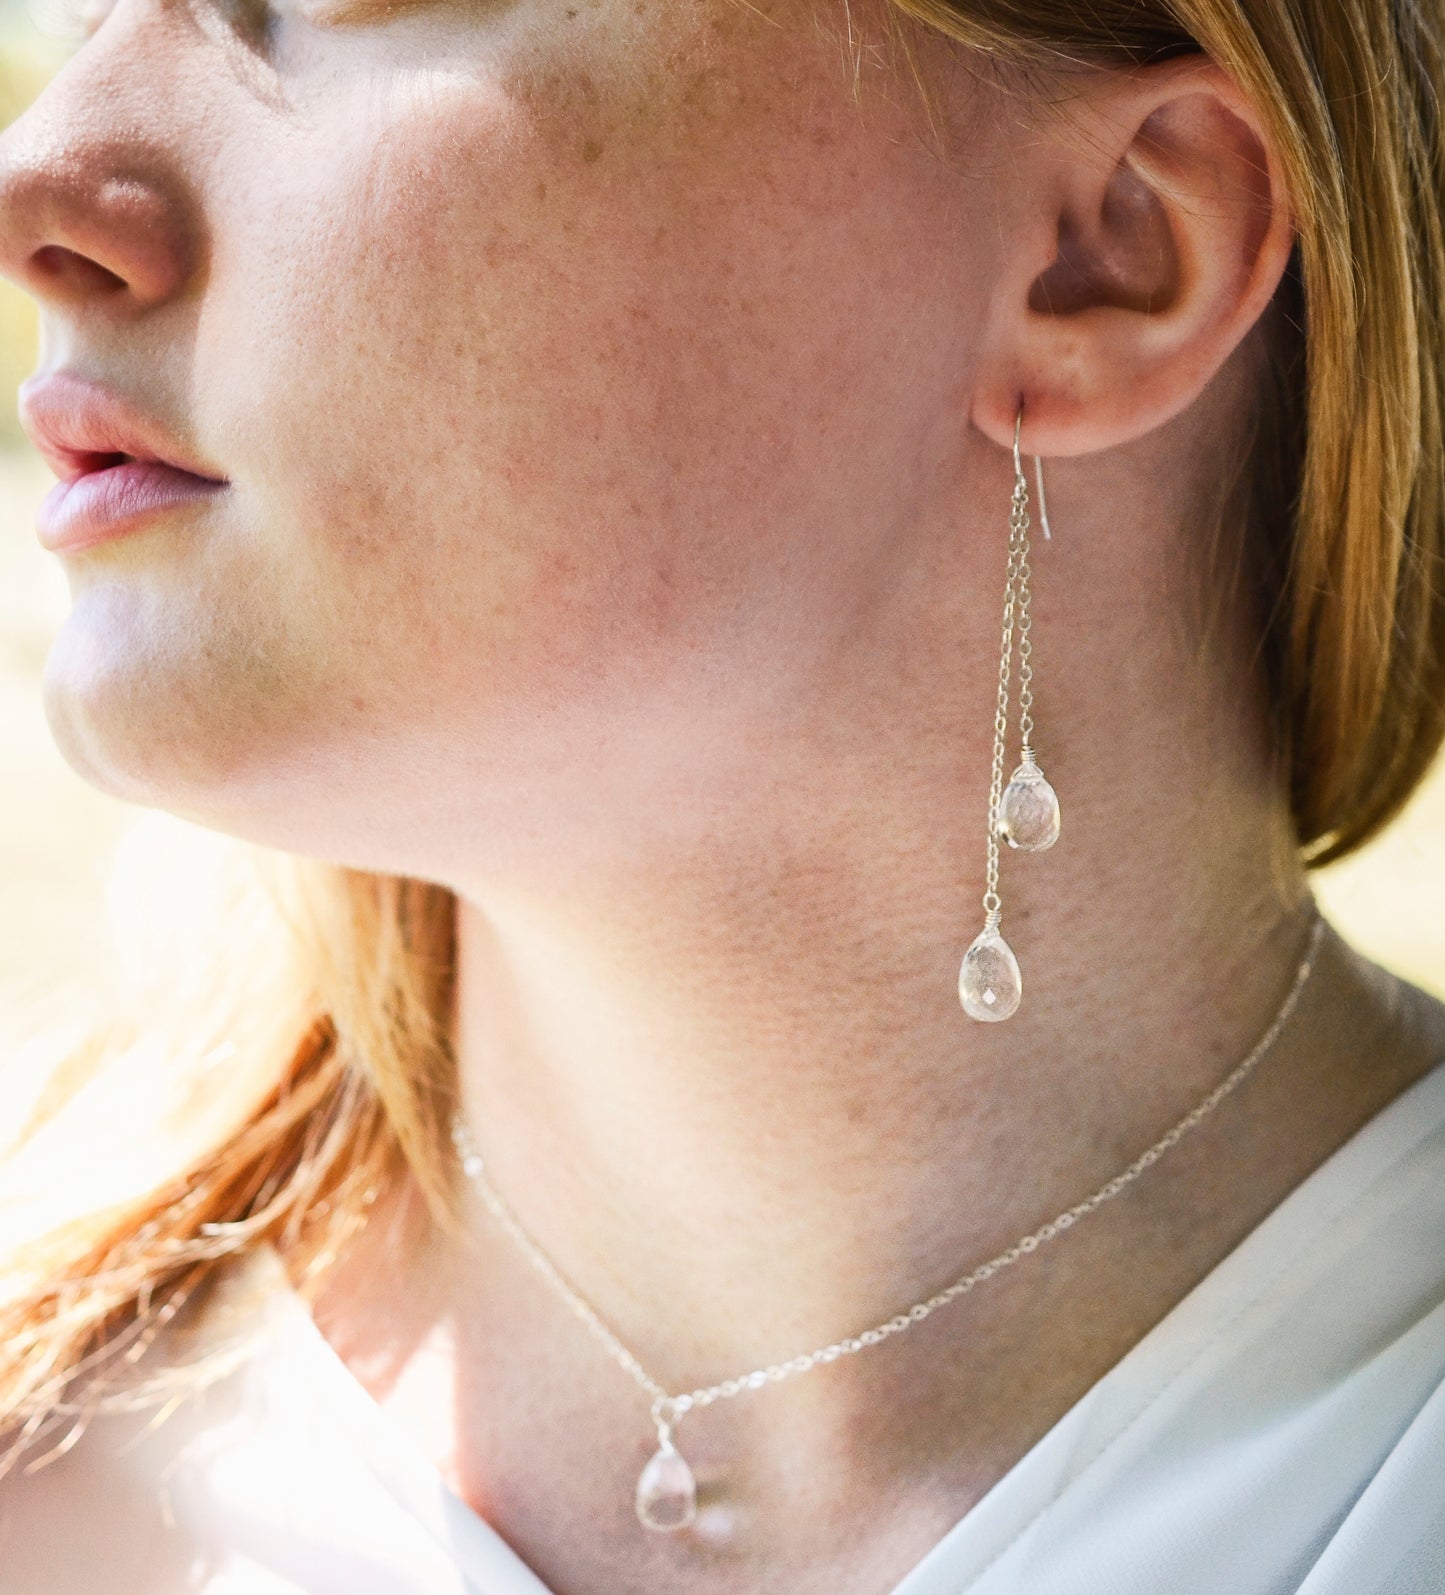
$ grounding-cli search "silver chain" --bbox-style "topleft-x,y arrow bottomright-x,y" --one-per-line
450,911 -> 1324,1439
982,470 -> 1029,930
1014,486 -> 1036,760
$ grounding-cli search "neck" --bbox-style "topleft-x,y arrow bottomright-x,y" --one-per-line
317,437 -> 1445,1549
446,532 -> 1313,1386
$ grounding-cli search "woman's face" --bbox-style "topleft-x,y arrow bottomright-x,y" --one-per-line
0,0 -> 1007,882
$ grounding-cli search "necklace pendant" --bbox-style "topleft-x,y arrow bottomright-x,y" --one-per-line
635,1436 -> 697,1532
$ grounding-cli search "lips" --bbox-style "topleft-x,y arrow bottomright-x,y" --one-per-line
18,371 -> 229,553
34,461 -> 229,552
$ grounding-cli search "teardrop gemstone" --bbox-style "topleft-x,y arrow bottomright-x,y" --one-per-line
958,928 -> 1022,1022
635,1441 -> 697,1532
998,760 -> 1061,852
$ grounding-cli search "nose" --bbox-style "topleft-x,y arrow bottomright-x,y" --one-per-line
0,40 -> 198,313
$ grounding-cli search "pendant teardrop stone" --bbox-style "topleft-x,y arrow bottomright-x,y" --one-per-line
958,928 -> 1022,1022
998,759 -> 1061,852
635,1441 -> 697,1532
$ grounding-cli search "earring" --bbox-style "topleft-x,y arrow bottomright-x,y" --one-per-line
958,403 -> 1062,1023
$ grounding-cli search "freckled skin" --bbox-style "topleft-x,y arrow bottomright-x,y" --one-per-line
0,0 -> 1000,879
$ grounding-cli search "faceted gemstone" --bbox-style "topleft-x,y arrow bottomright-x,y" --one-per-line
635,1441 -> 697,1532
958,929 -> 1022,1022
998,760 -> 1061,852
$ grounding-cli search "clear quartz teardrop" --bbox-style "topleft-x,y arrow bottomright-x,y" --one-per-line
958,928 -> 1022,1022
998,759 -> 1061,852
635,1440 -> 697,1532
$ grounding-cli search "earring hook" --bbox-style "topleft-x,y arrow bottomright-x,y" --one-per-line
1012,402 -> 1052,542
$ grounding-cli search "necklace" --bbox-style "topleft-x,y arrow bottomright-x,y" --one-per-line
449,910 -> 1325,1534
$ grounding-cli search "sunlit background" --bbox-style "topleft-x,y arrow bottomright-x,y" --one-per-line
0,9 -> 1441,1026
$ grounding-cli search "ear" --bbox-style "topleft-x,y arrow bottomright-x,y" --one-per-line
970,53 -> 1297,457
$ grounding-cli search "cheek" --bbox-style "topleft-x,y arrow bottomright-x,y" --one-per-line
213,75 -> 765,739
181,22 -> 981,819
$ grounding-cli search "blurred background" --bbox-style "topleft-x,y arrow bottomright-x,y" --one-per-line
0,13 -> 1441,1024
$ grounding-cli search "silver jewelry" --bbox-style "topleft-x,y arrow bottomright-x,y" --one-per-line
449,909 -> 1324,1534
959,403 -> 1062,1023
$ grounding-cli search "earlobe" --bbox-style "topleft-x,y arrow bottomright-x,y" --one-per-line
972,56 -> 1296,459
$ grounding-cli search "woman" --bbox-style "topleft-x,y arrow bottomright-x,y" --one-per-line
0,0 -> 1442,1589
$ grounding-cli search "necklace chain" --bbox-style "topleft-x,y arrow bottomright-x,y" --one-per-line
450,911 -> 1324,1436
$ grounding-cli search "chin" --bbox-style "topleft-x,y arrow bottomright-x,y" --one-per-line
40,656 -> 201,813
40,602 -> 269,813
39,614 -> 150,800
36,609 -> 414,869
